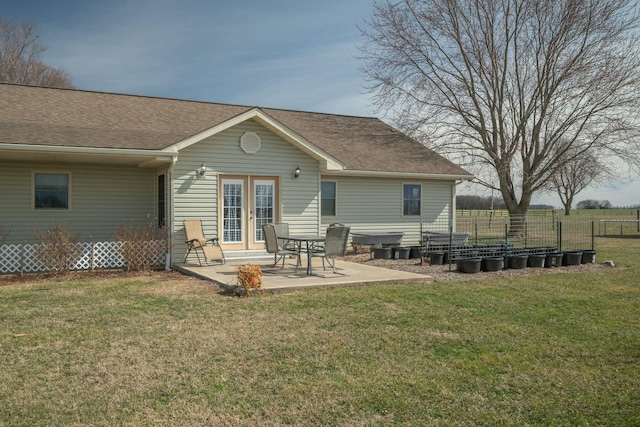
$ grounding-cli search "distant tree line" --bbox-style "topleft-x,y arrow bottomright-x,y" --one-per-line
458,195 -> 638,211
575,200 -> 612,210
456,195 -> 553,211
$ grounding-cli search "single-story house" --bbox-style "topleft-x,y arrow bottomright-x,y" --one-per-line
0,83 -> 473,267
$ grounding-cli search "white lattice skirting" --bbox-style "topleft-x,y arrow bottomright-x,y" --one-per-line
0,240 -> 167,274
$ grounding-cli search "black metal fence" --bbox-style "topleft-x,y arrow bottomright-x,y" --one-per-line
420,214 -> 596,270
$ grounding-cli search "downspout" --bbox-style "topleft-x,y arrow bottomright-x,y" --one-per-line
451,180 -> 460,232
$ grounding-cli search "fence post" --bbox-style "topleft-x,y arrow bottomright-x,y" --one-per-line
557,215 -> 563,253
504,220 -> 509,270
474,217 -> 478,246
637,209 -> 639,232
448,224 -> 453,272
591,219 -> 595,251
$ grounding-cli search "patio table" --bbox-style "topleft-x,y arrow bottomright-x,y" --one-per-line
279,235 -> 325,276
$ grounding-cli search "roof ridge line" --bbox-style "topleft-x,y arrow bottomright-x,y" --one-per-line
0,82 -> 376,119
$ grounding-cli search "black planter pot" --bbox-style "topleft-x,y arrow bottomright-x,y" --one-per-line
563,251 -> 583,266
409,246 -> 422,259
481,257 -> 504,272
545,253 -> 563,268
581,250 -> 596,264
392,247 -> 411,259
373,247 -> 392,260
508,255 -> 529,269
457,258 -> 482,274
428,251 -> 445,265
528,254 -> 546,268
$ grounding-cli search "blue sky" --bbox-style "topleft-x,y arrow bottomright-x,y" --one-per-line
4,0 -> 375,115
3,0 -> 639,207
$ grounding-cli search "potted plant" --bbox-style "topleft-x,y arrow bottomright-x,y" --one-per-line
236,263 -> 264,296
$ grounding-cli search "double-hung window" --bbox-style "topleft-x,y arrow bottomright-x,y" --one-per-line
321,181 -> 336,217
403,184 -> 421,216
34,172 -> 71,210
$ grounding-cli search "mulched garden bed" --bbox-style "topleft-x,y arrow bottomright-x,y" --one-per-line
338,253 -> 614,282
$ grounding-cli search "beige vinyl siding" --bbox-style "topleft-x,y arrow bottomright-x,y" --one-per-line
172,119 -> 320,260
0,161 -> 156,244
320,176 -> 454,245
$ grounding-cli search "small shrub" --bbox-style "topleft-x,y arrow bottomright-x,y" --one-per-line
35,224 -> 82,275
116,220 -> 167,272
0,222 -> 9,246
235,263 -> 264,296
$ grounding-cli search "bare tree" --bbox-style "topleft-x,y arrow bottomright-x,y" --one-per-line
360,0 -> 640,218
0,16 -> 73,88
547,149 -> 609,215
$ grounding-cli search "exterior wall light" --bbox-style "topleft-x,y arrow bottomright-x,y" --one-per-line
293,166 -> 301,180
198,163 -> 207,177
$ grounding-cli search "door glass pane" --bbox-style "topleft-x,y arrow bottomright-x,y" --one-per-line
223,181 -> 243,243
254,180 -> 274,241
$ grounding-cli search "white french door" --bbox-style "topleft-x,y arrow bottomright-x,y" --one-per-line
221,178 -> 244,246
253,179 -> 276,243
220,176 -> 278,250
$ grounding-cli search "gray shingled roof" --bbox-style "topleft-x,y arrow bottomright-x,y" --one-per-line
0,83 -> 472,177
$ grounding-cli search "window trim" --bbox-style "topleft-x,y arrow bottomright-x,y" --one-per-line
321,181 -> 337,217
32,171 -> 72,211
402,182 -> 421,217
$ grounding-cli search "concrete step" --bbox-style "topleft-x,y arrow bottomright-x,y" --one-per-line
224,250 -> 273,262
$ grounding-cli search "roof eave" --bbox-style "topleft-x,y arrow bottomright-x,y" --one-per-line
0,143 -> 177,167
321,169 -> 475,181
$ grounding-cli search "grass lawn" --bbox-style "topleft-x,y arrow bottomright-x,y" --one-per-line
1,238 -> 639,426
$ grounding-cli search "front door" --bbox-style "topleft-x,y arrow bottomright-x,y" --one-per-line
220,176 -> 278,250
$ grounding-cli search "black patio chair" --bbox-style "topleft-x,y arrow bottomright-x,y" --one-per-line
262,223 -> 300,268
310,224 -> 350,273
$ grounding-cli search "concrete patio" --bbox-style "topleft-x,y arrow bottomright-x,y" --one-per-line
175,255 -> 433,291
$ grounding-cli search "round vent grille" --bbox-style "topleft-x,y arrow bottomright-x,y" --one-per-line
240,132 -> 261,154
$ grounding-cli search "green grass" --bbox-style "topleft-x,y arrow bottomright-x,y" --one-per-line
1,237 -> 639,426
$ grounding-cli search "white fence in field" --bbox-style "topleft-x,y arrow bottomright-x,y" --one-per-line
0,240 -> 167,275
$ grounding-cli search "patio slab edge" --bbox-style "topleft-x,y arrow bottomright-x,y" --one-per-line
173,262 -> 433,292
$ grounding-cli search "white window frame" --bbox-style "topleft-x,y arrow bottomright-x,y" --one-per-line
32,171 -> 72,211
402,183 -> 421,217
321,181 -> 337,217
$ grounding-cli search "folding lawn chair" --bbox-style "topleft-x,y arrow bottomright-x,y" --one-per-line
183,219 -> 225,265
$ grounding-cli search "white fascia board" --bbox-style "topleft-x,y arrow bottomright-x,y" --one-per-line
321,169 -> 475,181
251,111 -> 344,170
169,108 -> 344,170
169,108 -> 260,151
0,142 -> 177,159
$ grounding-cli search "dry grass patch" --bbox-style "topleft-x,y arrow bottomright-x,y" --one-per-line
1,238 -> 639,425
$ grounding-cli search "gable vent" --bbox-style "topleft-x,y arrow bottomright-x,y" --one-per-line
240,132 -> 261,154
